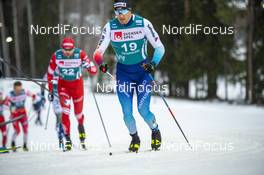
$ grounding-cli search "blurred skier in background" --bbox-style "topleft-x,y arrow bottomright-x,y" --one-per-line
33,83 -> 46,126
0,91 -> 8,149
6,81 -> 36,152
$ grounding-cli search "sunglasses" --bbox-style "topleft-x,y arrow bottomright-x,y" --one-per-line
114,8 -> 129,16
63,48 -> 74,52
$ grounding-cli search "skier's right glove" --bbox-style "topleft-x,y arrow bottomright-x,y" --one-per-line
142,62 -> 156,73
99,64 -> 108,74
93,50 -> 108,73
48,92 -> 54,102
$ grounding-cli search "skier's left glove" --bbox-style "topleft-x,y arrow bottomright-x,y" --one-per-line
99,64 -> 108,74
142,62 -> 156,73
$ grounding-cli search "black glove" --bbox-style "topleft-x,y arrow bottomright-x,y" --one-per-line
0,69 -> 2,78
48,92 -> 54,102
142,62 -> 156,73
99,64 -> 108,73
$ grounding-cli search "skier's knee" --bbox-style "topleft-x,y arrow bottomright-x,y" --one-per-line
75,113 -> 84,125
123,111 -> 135,126
15,128 -> 20,135
138,107 -> 149,118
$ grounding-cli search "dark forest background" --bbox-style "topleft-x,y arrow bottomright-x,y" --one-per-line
0,0 -> 263,104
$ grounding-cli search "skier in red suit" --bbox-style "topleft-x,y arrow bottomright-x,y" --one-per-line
47,37 -> 97,151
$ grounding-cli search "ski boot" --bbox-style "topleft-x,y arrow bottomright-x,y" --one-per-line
65,135 -> 72,151
0,147 -> 9,154
78,124 -> 86,150
151,129 -> 162,151
23,143 -> 29,152
11,141 -> 17,152
129,132 -> 140,153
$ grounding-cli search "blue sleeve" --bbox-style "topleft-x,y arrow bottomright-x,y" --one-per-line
152,45 -> 165,66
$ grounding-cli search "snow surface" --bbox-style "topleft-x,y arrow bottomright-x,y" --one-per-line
0,79 -> 264,175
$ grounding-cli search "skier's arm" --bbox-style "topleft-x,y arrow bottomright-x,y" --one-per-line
3,97 -> 10,109
93,22 -> 111,65
47,53 -> 57,92
26,90 -> 36,99
80,50 -> 97,75
143,19 -> 165,66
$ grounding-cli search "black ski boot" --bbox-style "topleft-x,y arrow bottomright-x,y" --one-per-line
23,143 -> 29,152
65,135 -> 72,151
11,141 -> 17,152
129,132 -> 140,153
78,124 -> 86,150
151,129 -> 162,150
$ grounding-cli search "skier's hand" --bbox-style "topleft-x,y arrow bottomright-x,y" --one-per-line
88,65 -> 97,76
48,92 -> 54,102
93,51 -> 103,65
99,64 -> 108,73
142,62 -> 156,73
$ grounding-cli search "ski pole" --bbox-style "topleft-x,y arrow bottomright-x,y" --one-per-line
0,57 -> 59,98
44,101 -> 51,130
2,77 -> 48,83
148,74 -> 192,149
89,78 -> 112,151
0,114 -> 25,127
106,72 -> 116,81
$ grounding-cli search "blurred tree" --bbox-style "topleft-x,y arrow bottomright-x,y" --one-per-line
252,0 -> 264,104
0,0 -> 11,76
134,0 -> 239,99
12,0 -> 21,73
27,0 -> 36,77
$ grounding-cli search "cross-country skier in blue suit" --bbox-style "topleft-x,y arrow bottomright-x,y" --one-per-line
94,0 -> 165,152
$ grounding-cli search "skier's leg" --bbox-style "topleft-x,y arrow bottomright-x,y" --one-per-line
136,74 -> 161,150
71,79 -> 86,148
55,113 -> 64,148
116,80 -> 136,135
21,114 -> 29,151
136,78 -> 158,131
0,127 -> 7,148
38,110 -> 42,125
52,95 -> 64,148
59,88 -> 71,136
0,116 -> 7,147
72,81 -> 84,126
116,62 -> 143,152
11,116 -> 20,151
58,86 -> 72,150
12,118 -> 20,141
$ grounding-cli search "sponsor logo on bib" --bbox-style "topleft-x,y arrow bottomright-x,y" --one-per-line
114,32 -> 123,40
57,59 -> 81,68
